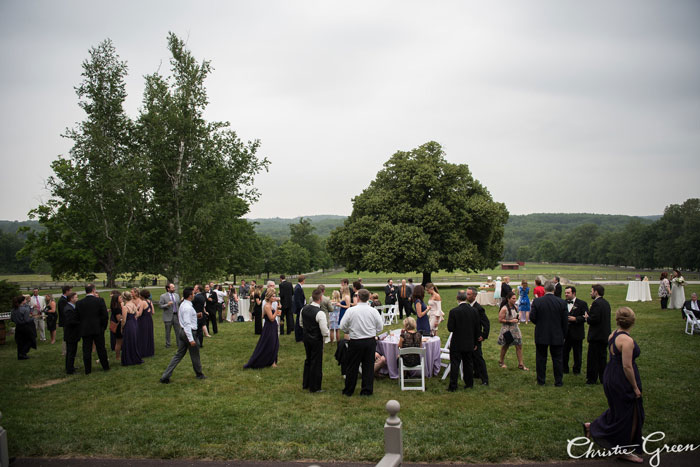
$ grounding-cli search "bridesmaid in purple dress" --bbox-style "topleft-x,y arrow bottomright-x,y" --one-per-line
244,289 -> 281,369
583,307 -> 644,464
120,291 -> 143,366
138,289 -> 155,358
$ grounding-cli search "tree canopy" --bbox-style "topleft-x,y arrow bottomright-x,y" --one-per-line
328,141 -> 508,284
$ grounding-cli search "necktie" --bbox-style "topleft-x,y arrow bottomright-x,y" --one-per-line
171,293 -> 177,313
401,286 -> 406,298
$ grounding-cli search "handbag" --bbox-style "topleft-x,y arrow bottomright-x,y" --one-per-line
503,330 -> 514,345
109,320 -> 118,333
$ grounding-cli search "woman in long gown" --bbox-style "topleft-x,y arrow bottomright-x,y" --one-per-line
412,285 -> 431,336
518,280 -> 531,323
669,269 -> 686,309
583,307 -> 644,464
252,285 -> 263,335
244,289 -> 281,369
338,284 -> 351,326
120,291 -> 143,366
426,283 -> 444,336
137,289 -> 155,358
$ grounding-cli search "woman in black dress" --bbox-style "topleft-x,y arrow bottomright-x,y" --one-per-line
252,284 -> 263,335
109,291 -> 123,361
244,288 -> 281,369
138,289 -> 155,358
583,307 -> 644,464
43,294 -> 57,344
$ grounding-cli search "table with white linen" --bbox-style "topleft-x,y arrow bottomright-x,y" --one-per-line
625,281 -> 652,302
376,333 -> 441,379
476,291 -> 496,306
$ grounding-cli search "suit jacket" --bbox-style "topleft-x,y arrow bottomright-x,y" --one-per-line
501,282 -> 513,298
384,284 -> 396,304
565,298 -> 588,341
682,300 -> 700,320
529,293 -> 568,346
57,295 -> 68,327
447,303 -> 480,352
77,295 -> 109,337
293,283 -> 306,314
159,292 -> 180,323
586,297 -> 611,343
193,292 -> 206,325
471,301 -> 490,340
63,303 -> 81,343
279,281 -> 293,310
554,283 -> 563,298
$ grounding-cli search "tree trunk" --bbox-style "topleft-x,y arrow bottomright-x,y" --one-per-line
106,270 -> 117,288
421,271 -> 432,287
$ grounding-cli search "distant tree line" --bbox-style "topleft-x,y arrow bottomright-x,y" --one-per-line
511,198 -> 700,271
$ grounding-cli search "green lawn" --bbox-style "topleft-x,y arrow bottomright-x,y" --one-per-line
1,285 -> 699,462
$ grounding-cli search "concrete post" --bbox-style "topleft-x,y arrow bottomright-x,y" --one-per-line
0,411 -> 9,467
377,400 -> 402,467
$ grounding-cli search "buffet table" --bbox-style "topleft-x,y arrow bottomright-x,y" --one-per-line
476,291 -> 497,306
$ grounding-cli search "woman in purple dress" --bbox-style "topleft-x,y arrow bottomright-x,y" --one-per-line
120,291 -> 143,366
137,289 -> 155,358
583,307 -> 644,464
244,289 -> 281,369
109,291 -> 123,361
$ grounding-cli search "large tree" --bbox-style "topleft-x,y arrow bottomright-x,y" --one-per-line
20,40 -> 142,287
137,33 -> 268,285
328,141 -> 508,284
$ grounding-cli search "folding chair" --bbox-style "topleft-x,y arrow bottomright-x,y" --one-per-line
684,308 -> 700,335
399,347 -> 426,391
440,333 -> 463,380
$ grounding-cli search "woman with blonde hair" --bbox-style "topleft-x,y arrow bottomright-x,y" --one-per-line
244,288 -> 282,368
583,307 -> 644,464
398,317 -> 423,367
426,283 -> 444,336
338,284 -> 351,325
120,290 -> 143,366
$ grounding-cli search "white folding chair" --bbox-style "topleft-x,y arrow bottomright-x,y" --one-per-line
375,305 -> 395,326
399,347 -> 426,391
387,304 -> 398,324
440,333 -> 463,380
683,308 -> 700,335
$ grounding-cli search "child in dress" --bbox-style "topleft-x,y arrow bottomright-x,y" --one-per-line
329,290 -> 341,343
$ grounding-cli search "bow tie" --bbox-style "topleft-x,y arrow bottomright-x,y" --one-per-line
566,300 -> 574,304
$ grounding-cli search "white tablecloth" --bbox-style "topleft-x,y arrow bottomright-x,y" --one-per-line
626,281 -> 652,302
476,291 -> 496,306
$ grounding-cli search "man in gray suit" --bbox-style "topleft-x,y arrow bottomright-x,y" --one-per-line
159,283 -> 181,348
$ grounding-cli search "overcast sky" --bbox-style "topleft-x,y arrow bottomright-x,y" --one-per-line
1,0 -> 698,221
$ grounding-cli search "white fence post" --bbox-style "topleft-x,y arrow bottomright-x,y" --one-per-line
377,400 -> 402,467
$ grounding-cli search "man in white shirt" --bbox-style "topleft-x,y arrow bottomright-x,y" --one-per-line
30,288 -> 46,341
340,289 -> 384,396
160,287 -> 206,383
300,288 -> 330,392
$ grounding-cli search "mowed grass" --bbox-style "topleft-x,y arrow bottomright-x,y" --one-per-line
1,285 -> 699,462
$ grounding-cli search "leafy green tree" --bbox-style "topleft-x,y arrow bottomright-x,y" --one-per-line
0,231 -> 33,273
136,33 -> 268,285
20,39 -> 143,287
328,141 -> 508,284
256,235 -> 279,279
654,198 -> 700,270
0,280 -> 21,315
273,241 -> 310,275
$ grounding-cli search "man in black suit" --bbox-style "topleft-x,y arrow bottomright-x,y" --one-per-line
192,284 -> 206,347
529,280 -> 568,386
683,292 -> 699,320
396,279 -> 411,319
585,284 -> 611,385
384,279 -> 396,306
77,284 -> 110,374
279,275 -> 294,334
563,286 -> 588,375
57,285 -> 71,356
63,292 -> 81,374
204,283 -> 218,335
293,275 -> 307,342
446,290 -> 481,391
554,277 -> 563,298
501,276 -> 512,299
466,287 -> 490,385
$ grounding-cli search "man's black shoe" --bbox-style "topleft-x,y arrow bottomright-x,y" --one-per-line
196,374 -> 207,380
160,378 -> 170,384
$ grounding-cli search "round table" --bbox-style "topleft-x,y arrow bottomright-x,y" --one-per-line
476,291 -> 496,306
626,281 -> 652,302
376,334 -> 442,379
